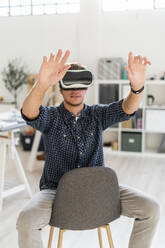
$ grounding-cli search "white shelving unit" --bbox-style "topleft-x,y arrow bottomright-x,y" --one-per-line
95,79 -> 165,157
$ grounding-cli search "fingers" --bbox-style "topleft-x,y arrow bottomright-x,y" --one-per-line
134,55 -> 145,64
60,50 -> 70,66
134,55 -> 139,64
146,61 -> 151,65
134,55 -> 143,64
143,57 -> 151,66
139,56 -> 143,64
43,53 -> 55,63
128,51 -> 134,68
45,49 -> 70,66
128,52 -> 134,73
128,51 -> 151,67
49,53 -> 55,62
47,50 -> 61,63
43,56 -> 47,63
55,49 -> 62,63
58,64 -> 71,79
125,66 -> 132,79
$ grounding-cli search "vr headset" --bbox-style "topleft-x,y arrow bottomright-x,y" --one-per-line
59,69 -> 94,90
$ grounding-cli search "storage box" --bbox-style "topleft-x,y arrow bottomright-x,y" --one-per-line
98,58 -> 123,79
121,132 -> 142,152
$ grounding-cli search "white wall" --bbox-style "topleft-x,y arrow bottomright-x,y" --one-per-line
0,0 -> 165,107
0,14 -> 79,107
100,10 -> 165,77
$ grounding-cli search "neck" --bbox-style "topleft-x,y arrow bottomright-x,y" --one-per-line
63,101 -> 84,117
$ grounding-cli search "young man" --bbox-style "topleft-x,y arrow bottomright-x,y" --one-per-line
16,49 -> 160,248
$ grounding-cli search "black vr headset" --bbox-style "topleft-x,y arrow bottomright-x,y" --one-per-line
59,69 -> 94,90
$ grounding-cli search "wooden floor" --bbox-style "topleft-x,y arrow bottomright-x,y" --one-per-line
0,146 -> 164,248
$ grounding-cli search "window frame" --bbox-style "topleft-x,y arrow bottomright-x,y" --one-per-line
102,0 -> 165,12
0,0 -> 80,17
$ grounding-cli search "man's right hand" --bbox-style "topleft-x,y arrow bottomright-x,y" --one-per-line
37,49 -> 71,92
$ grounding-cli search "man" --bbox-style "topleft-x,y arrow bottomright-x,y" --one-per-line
16,49 -> 160,248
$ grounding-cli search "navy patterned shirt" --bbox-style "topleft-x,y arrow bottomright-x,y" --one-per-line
21,99 -> 135,190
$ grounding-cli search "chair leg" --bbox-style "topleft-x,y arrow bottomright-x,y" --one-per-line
57,229 -> 65,248
48,226 -> 54,248
105,224 -> 114,248
97,227 -> 103,248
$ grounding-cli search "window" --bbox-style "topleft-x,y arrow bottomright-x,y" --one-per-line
103,0 -> 165,11
0,0 -> 80,17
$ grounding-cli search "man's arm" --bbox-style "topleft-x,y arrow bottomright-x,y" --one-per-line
22,49 -> 70,119
22,82 -> 46,120
122,91 -> 143,114
121,52 -> 151,115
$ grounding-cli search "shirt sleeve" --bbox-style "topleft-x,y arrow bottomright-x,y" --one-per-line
94,99 -> 136,130
20,105 -> 54,133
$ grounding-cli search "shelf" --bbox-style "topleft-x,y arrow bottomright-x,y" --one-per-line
96,79 -> 165,156
108,128 -> 119,132
103,147 -> 165,157
0,102 -> 15,105
96,79 -> 165,85
146,80 -> 165,85
145,130 -> 165,134
145,105 -> 165,109
144,148 -> 165,156
144,148 -> 159,154
121,128 -> 143,132
96,80 -> 129,85
103,147 -> 144,156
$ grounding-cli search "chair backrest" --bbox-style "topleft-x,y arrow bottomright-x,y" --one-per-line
49,166 -> 120,230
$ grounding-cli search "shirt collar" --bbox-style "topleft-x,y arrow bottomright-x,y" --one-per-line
59,101 -> 88,120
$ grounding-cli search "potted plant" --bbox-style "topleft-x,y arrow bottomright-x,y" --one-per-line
2,58 -> 28,108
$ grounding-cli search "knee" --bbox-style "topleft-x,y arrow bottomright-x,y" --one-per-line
16,208 -> 37,230
143,198 -> 160,223
16,209 -> 28,230
150,200 -> 160,222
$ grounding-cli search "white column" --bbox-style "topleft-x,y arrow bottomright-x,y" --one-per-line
78,0 -> 102,105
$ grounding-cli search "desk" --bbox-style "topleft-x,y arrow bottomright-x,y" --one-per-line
0,116 -> 32,211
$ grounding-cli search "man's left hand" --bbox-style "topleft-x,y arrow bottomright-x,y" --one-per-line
125,52 -> 151,91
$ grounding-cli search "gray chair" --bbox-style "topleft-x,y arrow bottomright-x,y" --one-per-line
48,166 -> 121,248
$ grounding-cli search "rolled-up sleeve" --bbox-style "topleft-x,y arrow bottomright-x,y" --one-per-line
20,105 -> 54,133
94,99 -> 136,130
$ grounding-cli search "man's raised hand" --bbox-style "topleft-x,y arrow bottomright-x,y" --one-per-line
37,49 -> 71,92
125,52 -> 151,91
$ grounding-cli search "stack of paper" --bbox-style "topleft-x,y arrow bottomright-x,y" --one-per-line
0,109 -> 26,131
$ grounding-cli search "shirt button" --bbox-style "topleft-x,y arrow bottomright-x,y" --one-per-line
77,136 -> 80,139
80,152 -> 82,155
73,121 -> 76,124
